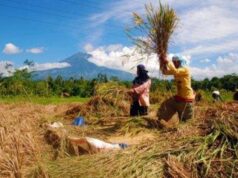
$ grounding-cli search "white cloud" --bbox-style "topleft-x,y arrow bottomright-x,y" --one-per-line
26,47 -> 44,54
84,43 -> 94,52
2,43 -> 21,54
89,0 -> 196,25
200,58 -> 210,63
85,43 -> 160,76
2,44 -> 45,55
105,44 -> 123,52
21,62 -> 71,72
89,0 -> 238,58
82,28 -> 104,46
181,40 -> 238,56
0,60 -> 71,77
191,53 -> 238,79
175,5 -> 238,44
84,43 -> 193,78
0,61 -> 14,77
85,43 -> 237,80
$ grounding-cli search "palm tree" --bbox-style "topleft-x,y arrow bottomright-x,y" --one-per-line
3,62 -> 14,76
127,1 -> 178,70
24,59 -> 34,67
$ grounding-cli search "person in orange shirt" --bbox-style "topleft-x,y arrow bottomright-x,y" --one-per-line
158,55 -> 195,123
128,64 -> 151,116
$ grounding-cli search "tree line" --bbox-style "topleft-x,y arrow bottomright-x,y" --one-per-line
0,69 -> 111,97
191,74 -> 238,91
0,68 -> 237,97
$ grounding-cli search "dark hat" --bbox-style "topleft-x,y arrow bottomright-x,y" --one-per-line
137,64 -> 148,72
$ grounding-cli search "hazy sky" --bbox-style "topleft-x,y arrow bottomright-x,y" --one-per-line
0,0 -> 238,79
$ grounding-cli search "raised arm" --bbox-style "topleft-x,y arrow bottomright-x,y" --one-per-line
162,62 -> 188,76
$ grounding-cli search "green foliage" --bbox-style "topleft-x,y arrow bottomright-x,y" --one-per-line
0,69 -> 32,95
151,78 -> 175,92
0,70 -> 129,98
192,74 -> 238,91
23,59 -> 35,67
0,96 -> 89,105
0,67 -> 236,100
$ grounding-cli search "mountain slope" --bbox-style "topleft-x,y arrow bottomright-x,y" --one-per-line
34,52 -> 134,80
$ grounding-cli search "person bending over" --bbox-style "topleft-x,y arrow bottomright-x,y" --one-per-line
158,55 -> 195,124
212,90 -> 222,102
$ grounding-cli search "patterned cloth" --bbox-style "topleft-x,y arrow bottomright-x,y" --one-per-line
132,79 -> 151,106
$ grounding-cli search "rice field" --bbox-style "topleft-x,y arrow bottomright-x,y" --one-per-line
0,87 -> 237,178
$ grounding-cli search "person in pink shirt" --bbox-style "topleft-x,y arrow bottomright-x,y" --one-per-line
128,64 -> 151,116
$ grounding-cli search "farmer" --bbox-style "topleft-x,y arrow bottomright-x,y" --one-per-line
158,55 -> 195,124
212,90 -> 222,102
234,89 -> 238,101
194,91 -> 202,102
128,64 -> 151,116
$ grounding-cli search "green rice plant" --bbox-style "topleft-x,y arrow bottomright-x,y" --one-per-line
0,96 -> 89,105
181,107 -> 238,177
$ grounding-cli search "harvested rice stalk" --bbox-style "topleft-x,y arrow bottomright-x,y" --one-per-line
127,1 -> 178,70
65,82 -> 130,119
164,155 -> 192,178
0,112 -> 47,178
0,132 -> 39,178
183,106 -> 238,178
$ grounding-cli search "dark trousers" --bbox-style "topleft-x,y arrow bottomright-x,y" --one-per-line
130,101 -> 148,116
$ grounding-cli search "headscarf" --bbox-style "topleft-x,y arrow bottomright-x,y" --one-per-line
133,64 -> 150,85
172,55 -> 189,67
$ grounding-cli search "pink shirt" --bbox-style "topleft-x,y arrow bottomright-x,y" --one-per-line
132,79 -> 151,106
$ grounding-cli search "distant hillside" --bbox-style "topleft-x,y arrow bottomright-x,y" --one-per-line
34,52 -> 134,80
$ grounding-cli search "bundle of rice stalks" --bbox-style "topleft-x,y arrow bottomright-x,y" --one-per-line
93,82 -> 130,105
205,102 -> 238,118
44,128 -> 67,150
43,127 -> 74,160
0,124 -> 46,177
164,156 -> 192,178
44,127 -> 115,157
44,141 -> 165,178
64,104 -> 89,120
65,82 -> 131,119
127,1 -> 178,70
119,118 -> 149,135
0,110 -> 48,178
44,131 -> 197,178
